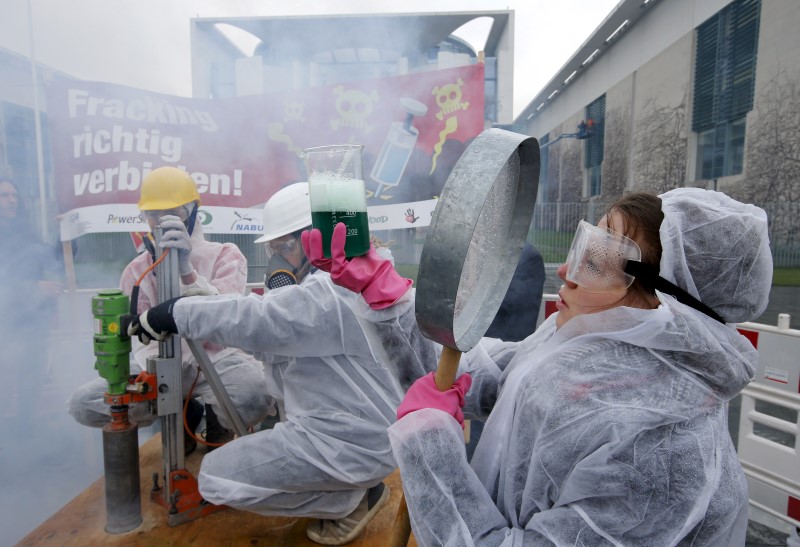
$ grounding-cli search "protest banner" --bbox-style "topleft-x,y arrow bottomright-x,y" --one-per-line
45,64 -> 485,240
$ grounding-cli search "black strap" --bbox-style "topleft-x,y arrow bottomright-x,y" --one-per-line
129,285 -> 140,316
624,261 -> 724,323
185,203 -> 199,237
142,232 -> 156,258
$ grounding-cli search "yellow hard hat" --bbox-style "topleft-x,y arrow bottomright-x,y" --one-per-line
138,167 -> 200,210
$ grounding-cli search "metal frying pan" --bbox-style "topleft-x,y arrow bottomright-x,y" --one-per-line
389,128 -> 539,547
416,127 -> 540,389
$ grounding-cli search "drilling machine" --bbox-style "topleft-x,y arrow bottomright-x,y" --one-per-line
93,225 -> 247,531
92,287 -> 148,534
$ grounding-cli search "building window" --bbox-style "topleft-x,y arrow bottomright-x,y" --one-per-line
693,0 -> 760,179
698,118 -> 746,180
587,166 -> 602,197
584,95 -> 605,197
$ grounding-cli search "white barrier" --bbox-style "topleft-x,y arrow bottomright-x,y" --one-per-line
737,319 -> 800,530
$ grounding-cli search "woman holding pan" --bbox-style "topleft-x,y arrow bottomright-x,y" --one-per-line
332,188 -> 773,546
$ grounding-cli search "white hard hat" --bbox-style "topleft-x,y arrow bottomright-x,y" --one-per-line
255,182 -> 312,243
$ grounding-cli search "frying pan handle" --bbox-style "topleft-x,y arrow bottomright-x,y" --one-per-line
389,345 -> 464,545
434,345 -> 463,391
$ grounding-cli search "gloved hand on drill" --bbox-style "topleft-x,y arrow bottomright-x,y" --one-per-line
300,222 -> 412,310
158,215 -> 194,276
127,297 -> 182,344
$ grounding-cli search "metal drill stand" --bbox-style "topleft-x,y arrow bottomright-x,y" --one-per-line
146,226 -> 248,526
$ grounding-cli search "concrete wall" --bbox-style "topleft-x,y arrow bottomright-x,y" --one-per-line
520,0 -> 800,212
523,0 -> 732,140
190,24 -> 239,99
603,74 -> 635,197
734,0 -> 800,217
190,12 -> 513,127
629,35 -> 692,193
495,11 -> 515,125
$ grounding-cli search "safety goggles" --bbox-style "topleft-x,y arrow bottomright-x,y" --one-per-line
143,205 -> 191,224
265,236 -> 300,260
565,220 -> 642,292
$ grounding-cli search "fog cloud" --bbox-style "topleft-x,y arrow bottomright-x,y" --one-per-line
2,0 -> 617,116
0,1 -> 617,542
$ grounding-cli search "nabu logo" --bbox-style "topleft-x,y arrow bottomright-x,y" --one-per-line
231,210 -> 261,232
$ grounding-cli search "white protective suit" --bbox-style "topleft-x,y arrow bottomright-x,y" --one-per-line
68,222 -> 273,430
170,271 -> 436,518
388,188 -> 773,546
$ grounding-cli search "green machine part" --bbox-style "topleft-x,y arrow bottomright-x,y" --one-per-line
92,289 -> 132,396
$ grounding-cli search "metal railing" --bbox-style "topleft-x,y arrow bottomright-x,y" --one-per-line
736,320 -> 800,530
63,202 -> 800,290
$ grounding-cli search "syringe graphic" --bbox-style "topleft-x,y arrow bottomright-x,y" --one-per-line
370,97 -> 428,199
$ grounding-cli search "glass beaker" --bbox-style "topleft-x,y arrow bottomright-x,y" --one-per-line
302,144 -> 370,258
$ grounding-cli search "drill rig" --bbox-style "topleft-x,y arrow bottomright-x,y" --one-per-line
91,225 -> 248,532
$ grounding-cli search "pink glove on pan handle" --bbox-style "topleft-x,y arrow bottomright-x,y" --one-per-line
301,222 -> 412,310
396,372 -> 473,428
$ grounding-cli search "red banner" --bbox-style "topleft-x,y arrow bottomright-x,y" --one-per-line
46,64 -> 484,222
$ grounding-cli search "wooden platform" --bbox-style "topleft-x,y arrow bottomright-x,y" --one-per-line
18,433 -> 416,546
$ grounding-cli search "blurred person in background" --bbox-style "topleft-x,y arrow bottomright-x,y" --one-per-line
67,166 -> 273,455
0,177 -> 63,434
485,241 -> 546,342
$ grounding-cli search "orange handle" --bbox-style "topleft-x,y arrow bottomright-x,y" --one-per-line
434,345 -> 463,391
389,346 -> 461,547
390,346 -> 464,545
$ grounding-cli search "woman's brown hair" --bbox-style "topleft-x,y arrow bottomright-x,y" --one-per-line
605,192 -> 664,297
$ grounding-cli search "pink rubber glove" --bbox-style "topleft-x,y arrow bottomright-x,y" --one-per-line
301,227 -> 333,273
301,222 -> 412,310
396,372 -> 473,428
